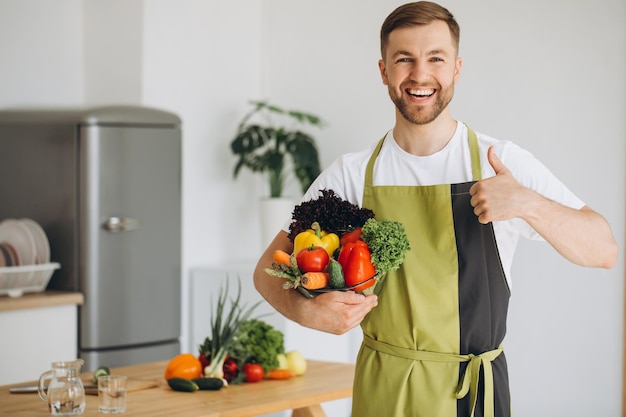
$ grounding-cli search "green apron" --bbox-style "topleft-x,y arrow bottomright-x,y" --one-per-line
353,129 -> 511,417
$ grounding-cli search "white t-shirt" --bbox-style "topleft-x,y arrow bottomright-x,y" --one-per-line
296,122 -> 585,288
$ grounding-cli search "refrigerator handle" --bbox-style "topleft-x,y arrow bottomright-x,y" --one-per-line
103,217 -> 140,232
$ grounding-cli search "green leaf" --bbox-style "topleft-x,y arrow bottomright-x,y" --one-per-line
286,132 -> 321,193
287,110 -> 323,127
230,125 -> 268,155
229,101 -> 324,197
204,278 -> 263,362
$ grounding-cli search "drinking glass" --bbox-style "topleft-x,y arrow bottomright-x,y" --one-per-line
97,375 -> 127,414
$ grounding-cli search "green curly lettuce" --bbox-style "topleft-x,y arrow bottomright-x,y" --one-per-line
361,218 -> 410,276
230,319 -> 285,373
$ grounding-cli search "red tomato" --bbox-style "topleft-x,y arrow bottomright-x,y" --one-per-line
243,363 -> 265,383
296,246 -> 330,272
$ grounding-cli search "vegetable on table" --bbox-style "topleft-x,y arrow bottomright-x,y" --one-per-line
167,377 -> 199,393
338,240 -> 376,292
266,369 -> 296,380
222,356 -> 239,383
199,279 -> 262,382
230,319 -> 285,374
91,366 -> 110,384
293,222 -> 339,258
285,350 -> 307,376
296,245 -> 329,272
276,353 -> 289,370
243,363 -> 265,383
192,377 -> 225,390
301,272 -> 330,290
164,353 -> 203,381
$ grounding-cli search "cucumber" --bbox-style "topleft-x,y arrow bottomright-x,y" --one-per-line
167,377 -> 199,392
328,258 -> 345,289
92,366 -> 110,384
192,377 -> 224,391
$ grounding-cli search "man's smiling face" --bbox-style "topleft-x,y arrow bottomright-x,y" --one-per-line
379,20 -> 462,125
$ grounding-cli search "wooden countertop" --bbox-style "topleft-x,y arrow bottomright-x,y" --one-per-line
0,291 -> 83,312
1,359 -> 355,417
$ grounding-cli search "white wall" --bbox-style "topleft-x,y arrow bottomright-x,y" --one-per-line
84,0 -> 143,104
0,0 -> 84,105
0,1 -> 623,416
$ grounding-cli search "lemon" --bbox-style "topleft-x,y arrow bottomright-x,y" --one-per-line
286,351 -> 307,376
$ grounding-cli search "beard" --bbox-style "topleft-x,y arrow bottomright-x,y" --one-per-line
388,81 -> 454,125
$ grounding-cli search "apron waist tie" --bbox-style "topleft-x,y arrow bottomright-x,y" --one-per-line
363,334 -> 503,417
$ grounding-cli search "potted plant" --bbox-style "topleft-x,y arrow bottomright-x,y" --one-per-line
230,100 -> 323,198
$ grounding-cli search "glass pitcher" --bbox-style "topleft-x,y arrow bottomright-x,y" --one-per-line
38,359 -> 86,416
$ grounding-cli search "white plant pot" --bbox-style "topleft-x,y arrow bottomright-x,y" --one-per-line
259,197 -> 294,248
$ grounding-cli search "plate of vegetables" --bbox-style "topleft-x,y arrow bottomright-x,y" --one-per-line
264,189 -> 410,297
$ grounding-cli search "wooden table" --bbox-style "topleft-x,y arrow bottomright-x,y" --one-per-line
1,360 -> 355,417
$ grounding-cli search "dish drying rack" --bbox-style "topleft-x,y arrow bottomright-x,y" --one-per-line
0,263 -> 60,297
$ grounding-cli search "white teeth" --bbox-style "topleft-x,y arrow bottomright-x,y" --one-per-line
409,89 -> 434,97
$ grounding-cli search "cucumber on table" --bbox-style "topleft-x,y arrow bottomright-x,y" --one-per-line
192,377 -> 224,391
168,378 -> 199,392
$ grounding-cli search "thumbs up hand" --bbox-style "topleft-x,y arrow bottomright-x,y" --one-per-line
470,147 -> 618,269
469,146 -> 530,224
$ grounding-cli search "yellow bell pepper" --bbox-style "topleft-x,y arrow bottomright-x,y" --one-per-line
293,222 -> 340,258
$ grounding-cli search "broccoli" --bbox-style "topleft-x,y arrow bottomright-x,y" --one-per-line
230,319 -> 285,373
361,218 -> 410,276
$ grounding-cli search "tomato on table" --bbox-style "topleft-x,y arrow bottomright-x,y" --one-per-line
243,363 -> 265,383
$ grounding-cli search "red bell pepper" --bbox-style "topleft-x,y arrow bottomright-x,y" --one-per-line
340,228 -> 363,247
337,240 -> 376,292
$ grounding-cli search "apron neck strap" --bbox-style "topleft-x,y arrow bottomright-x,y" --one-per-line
364,136 -> 385,188
364,125 -> 483,187
467,127 -> 482,181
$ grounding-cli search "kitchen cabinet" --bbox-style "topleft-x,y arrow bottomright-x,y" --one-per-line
0,291 -> 83,385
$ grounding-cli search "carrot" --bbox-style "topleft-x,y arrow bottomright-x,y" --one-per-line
273,250 -> 292,266
300,272 -> 330,290
266,369 -> 296,380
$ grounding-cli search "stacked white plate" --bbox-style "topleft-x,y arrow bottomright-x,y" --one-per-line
0,218 -> 60,297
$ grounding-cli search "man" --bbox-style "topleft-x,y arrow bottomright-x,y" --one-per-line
253,2 -> 617,416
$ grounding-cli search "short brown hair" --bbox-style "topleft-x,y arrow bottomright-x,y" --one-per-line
380,1 -> 460,59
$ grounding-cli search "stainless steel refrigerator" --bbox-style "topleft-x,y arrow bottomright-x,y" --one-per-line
0,105 -> 181,371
